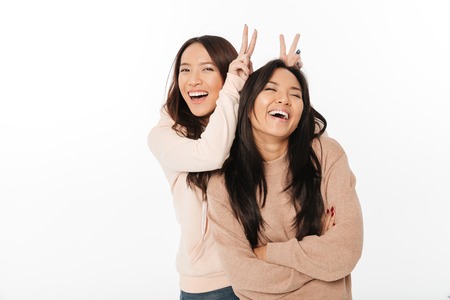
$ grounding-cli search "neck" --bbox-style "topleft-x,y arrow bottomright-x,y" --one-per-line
256,140 -> 289,161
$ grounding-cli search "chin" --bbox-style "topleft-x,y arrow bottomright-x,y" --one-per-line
191,111 -> 206,118
193,109 -> 213,118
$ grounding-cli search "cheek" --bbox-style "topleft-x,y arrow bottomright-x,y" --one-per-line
178,77 -> 188,97
290,104 -> 303,128
296,103 -> 304,119
207,79 -> 223,100
254,97 -> 269,114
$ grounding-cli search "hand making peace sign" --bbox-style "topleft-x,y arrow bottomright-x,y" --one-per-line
279,33 -> 303,68
228,24 -> 258,80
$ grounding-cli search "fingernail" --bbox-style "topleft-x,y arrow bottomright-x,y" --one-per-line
296,49 -> 301,54
326,209 -> 330,214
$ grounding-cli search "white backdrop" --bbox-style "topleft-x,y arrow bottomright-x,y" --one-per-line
1,1 -> 449,299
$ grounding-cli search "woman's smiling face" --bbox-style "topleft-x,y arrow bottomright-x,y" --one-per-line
178,42 -> 223,120
250,67 -> 304,146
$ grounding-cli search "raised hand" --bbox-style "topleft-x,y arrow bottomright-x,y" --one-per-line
279,33 -> 303,68
228,24 -> 257,80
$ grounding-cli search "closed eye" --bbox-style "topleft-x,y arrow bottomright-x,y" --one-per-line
264,87 -> 276,92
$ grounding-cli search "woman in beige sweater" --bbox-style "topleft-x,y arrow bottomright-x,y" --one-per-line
207,59 -> 364,299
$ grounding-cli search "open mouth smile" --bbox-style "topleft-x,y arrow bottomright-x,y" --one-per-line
268,110 -> 289,120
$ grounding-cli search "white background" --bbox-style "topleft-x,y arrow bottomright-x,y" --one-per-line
1,0 -> 449,299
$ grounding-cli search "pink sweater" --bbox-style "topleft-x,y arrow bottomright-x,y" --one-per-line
147,73 -> 244,293
207,137 -> 364,299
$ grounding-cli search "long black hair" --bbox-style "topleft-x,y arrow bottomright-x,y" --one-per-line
163,35 -> 238,193
221,59 -> 327,247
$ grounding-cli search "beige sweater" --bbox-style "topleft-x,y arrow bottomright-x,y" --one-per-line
207,136 -> 364,299
148,73 -> 244,293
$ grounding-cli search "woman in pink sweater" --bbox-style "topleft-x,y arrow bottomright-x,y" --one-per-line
207,59 -> 364,299
148,25 -> 303,299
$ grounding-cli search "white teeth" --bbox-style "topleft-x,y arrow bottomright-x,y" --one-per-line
189,92 -> 208,97
269,110 -> 289,120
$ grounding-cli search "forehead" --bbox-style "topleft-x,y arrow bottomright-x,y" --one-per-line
180,42 -> 212,64
269,68 -> 300,88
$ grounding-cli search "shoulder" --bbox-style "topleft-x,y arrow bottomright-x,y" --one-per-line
312,136 -> 348,171
313,136 -> 345,158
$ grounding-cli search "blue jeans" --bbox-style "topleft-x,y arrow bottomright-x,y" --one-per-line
180,286 -> 239,300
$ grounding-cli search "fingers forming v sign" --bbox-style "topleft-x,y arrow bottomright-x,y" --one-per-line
279,33 -> 303,68
229,24 -> 257,80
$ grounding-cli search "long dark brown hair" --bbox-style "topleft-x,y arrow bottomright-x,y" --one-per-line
163,35 -> 238,193
221,59 -> 327,247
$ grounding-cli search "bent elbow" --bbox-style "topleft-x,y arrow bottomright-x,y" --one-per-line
323,243 -> 363,282
206,149 -> 229,170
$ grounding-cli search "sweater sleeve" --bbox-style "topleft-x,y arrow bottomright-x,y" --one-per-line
147,73 -> 243,173
207,175 -> 313,300
265,141 -> 364,282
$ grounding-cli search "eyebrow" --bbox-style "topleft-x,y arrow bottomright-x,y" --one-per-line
267,81 -> 301,91
180,61 -> 215,66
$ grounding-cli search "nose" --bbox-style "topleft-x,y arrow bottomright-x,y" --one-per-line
276,95 -> 291,105
188,75 -> 202,86
189,79 -> 202,86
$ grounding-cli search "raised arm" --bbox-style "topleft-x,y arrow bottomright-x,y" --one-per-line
148,25 -> 257,173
